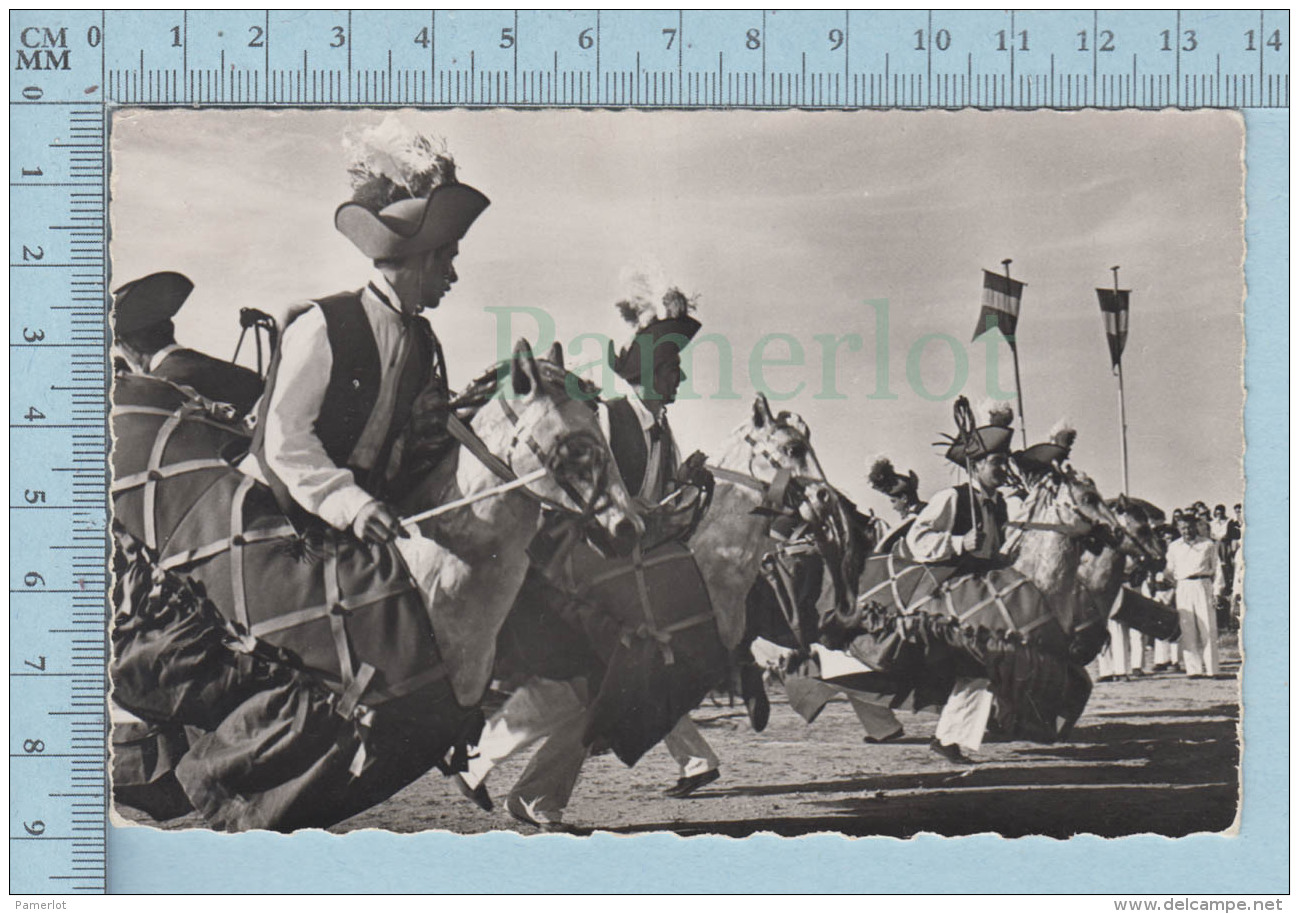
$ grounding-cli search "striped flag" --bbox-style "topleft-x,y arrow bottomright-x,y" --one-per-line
972,270 -> 1026,352
1096,288 -> 1131,372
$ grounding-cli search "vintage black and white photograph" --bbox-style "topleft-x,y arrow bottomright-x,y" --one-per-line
108,107 -> 1244,838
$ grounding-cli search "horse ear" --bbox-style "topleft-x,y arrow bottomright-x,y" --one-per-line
511,338 -> 539,396
547,340 -> 564,369
752,392 -> 773,428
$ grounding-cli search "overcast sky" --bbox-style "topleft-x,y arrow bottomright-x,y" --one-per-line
110,107 -> 1244,517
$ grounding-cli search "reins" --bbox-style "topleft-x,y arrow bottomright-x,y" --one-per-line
1004,471 -> 1161,562
399,395 -> 611,532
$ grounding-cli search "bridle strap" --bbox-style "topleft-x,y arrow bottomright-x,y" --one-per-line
1006,520 -> 1082,534
439,406 -> 609,524
706,464 -> 767,492
445,412 -> 516,484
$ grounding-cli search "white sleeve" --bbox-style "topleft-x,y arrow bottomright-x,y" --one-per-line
261,306 -> 375,530
905,488 -> 963,563
1211,542 -> 1225,593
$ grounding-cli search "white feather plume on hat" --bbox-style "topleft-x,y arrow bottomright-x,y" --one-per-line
344,115 -> 458,211
1047,418 -> 1077,450
976,398 -> 1015,428
613,265 -> 699,330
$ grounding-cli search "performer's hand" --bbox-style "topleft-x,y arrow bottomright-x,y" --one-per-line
676,450 -> 713,488
960,530 -> 981,553
353,500 -> 409,544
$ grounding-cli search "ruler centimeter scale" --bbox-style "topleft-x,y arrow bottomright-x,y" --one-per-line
8,7 -> 1290,896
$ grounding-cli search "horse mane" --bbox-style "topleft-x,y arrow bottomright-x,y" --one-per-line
399,357 -> 599,483
1106,495 -> 1165,526
830,486 -> 874,586
449,359 -> 601,421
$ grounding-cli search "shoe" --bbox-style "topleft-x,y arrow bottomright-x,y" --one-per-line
506,794 -> 564,830
1152,663 -> 1170,672
863,729 -> 904,744
740,665 -> 770,733
928,738 -> 973,764
664,768 -> 721,798
453,773 -> 493,812
1128,669 -> 1145,678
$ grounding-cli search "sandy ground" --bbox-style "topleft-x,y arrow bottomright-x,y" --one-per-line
117,636 -> 1239,837
333,636 -> 1241,838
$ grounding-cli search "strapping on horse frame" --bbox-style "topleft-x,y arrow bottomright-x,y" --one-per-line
819,549 -> 1093,742
109,376 -> 480,831
498,534 -> 726,767
112,376 -> 444,709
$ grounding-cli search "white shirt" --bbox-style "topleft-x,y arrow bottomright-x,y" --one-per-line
1166,536 -> 1222,590
905,479 -> 1003,564
147,342 -> 182,373
241,274 -> 421,530
596,374 -> 678,502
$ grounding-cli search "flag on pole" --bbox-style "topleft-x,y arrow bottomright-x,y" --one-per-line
1096,288 -> 1130,372
972,270 -> 1026,351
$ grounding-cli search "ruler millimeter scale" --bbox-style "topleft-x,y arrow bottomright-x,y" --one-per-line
10,10 -> 1290,109
7,7 -> 1289,896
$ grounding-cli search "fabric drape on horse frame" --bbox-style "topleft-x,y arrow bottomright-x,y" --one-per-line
109,375 -> 481,830
820,551 -> 1092,742
498,536 -> 726,767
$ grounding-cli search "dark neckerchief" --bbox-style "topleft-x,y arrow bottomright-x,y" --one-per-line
367,281 -> 417,327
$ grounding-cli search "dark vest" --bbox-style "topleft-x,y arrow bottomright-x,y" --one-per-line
606,398 -> 649,496
950,483 -> 1008,537
605,397 -> 676,501
251,290 -> 437,512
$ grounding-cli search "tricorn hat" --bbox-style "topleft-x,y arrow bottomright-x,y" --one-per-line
334,117 -> 489,261
609,285 -> 701,383
1015,421 -> 1077,474
112,271 -> 193,337
868,456 -> 920,498
941,400 -> 1015,465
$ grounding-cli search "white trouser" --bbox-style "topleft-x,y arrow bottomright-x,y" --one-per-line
1097,621 -> 1145,677
1177,580 -> 1220,676
1153,636 -> 1181,666
463,678 -> 719,821
461,677 -> 589,821
662,716 -> 719,778
934,677 -> 994,751
1149,590 -> 1180,666
851,699 -> 903,740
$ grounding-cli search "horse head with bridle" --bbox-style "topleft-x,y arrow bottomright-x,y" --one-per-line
110,338 -> 639,830
692,393 -> 870,665
396,339 -> 643,702
1006,444 -> 1164,662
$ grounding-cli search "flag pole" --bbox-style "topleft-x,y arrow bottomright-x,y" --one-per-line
1004,258 -> 1028,449
1112,265 -> 1130,495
